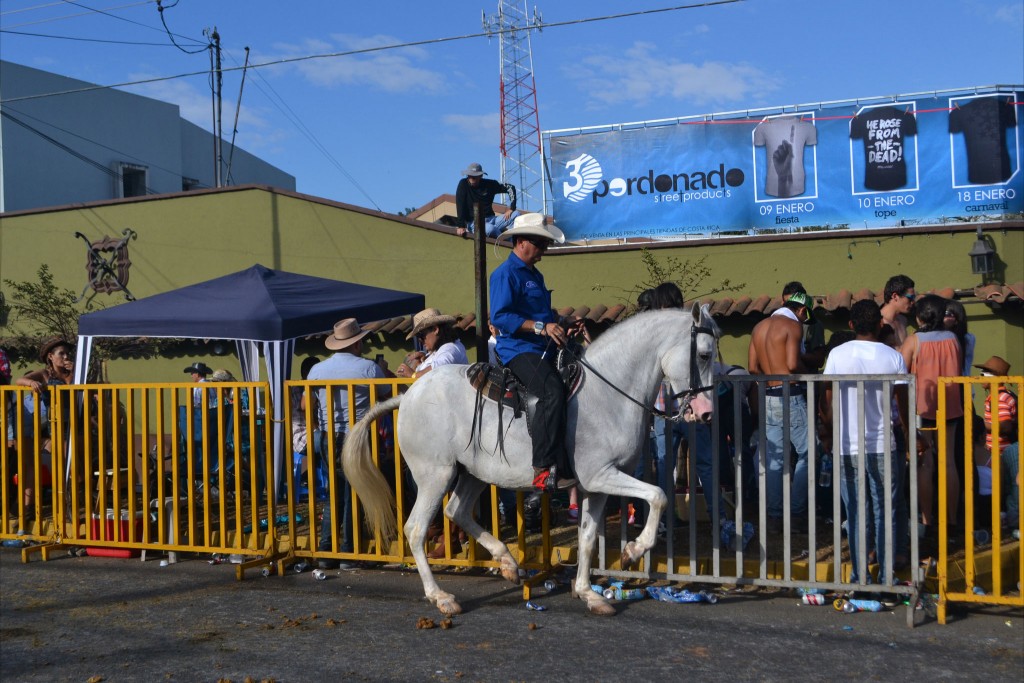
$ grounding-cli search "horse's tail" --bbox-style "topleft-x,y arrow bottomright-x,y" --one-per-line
342,395 -> 401,544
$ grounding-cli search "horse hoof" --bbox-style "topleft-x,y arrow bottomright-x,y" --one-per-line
497,565 -> 520,585
588,600 -> 617,617
576,589 -> 616,616
436,596 -> 463,616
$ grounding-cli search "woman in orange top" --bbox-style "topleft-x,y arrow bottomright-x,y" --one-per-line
902,295 -> 963,545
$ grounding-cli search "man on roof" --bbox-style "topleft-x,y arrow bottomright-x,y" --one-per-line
455,162 -> 520,239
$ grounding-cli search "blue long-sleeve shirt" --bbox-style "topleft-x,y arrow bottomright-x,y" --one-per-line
489,252 -> 557,362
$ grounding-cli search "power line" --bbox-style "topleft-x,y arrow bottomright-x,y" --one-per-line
221,49 -> 382,210
1,1 -> 744,105
0,104 -> 212,191
0,108 -> 169,195
0,27 -> 178,46
1,0 -> 163,30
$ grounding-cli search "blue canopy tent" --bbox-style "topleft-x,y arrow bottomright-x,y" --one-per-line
74,264 -> 424,496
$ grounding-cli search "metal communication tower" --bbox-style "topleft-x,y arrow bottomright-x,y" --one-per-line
483,2 -> 543,212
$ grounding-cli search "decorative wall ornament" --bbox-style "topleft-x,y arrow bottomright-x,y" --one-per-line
75,228 -> 137,302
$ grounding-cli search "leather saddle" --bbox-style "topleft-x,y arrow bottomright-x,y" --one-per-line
466,352 -> 584,413
464,350 -> 584,460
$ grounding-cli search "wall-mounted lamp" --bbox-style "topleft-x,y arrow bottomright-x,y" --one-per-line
968,227 -> 995,276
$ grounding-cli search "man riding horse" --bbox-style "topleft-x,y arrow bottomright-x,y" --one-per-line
489,213 -> 581,492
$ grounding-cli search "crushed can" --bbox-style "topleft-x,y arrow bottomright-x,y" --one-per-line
543,579 -> 557,593
312,568 -> 328,581
261,566 -> 272,578
802,593 -> 827,605
293,561 -> 309,574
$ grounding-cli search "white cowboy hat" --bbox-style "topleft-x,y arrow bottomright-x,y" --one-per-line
325,318 -> 370,350
498,213 -> 565,244
406,307 -> 458,340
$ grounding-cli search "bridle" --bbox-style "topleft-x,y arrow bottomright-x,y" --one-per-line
563,321 -> 717,423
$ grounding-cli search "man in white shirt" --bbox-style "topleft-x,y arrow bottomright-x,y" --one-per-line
823,300 -> 909,586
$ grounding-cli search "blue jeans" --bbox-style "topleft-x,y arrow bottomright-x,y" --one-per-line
319,431 -> 352,554
645,416 -> 682,490
692,423 -> 728,520
840,450 -> 900,584
1001,442 -> 1020,527
468,210 -> 520,238
762,394 -> 809,518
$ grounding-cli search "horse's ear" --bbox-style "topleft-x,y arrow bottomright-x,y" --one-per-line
689,300 -> 702,323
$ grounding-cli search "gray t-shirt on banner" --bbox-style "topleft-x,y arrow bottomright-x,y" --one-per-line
754,116 -> 817,198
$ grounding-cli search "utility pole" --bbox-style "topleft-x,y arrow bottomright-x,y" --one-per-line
204,27 -> 223,188
483,2 -> 543,212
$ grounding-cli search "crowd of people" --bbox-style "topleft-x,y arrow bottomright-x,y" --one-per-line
3,209 -> 1020,582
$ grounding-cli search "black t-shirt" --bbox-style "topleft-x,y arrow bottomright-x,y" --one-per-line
949,96 -> 1017,185
455,178 -> 516,228
850,107 -> 917,191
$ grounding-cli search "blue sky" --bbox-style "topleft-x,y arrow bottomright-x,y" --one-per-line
2,0 -> 1021,214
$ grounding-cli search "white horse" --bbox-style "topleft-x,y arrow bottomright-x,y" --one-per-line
342,305 -> 718,616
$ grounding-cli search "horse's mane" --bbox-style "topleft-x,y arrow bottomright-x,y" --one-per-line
583,307 -> 705,362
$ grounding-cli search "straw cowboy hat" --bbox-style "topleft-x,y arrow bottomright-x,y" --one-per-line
325,318 -> 370,351
210,369 -> 237,382
406,308 -> 458,340
974,355 -> 1011,376
498,213 -> 565,244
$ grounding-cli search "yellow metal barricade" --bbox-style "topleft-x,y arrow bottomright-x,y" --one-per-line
3,382 -> 278,571
5,377 -> 561,586
936,376 -> 1023,623
280,377 -> 559,589
1,385 -> 60,546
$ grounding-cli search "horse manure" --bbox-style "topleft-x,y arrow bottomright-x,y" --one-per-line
416,617 -> 436,629
440,618 -> 454,630
528,623 -> 539,631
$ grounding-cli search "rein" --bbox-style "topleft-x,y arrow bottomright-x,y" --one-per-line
562,320 -> 716,423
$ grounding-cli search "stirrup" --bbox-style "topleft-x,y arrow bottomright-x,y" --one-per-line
532,468 -> 554,492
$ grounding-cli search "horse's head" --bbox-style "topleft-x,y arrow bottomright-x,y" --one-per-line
663,302 -> 719,424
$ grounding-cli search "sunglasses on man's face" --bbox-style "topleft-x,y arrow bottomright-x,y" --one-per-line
903,293 -> 916,301
526,238 -> 551,250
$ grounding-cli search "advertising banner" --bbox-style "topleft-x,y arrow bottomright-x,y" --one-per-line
546,89 -> 1022,241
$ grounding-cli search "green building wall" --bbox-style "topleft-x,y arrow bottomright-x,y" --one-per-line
1,186 -> 1021,381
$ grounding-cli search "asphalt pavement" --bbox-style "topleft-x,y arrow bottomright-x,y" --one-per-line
1,549 -> 1021,682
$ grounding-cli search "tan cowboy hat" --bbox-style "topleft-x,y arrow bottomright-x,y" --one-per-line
325,318 -> 370,350
38,336 -> 74,363
974,355 -> 1010,376
210,369 -> 236,382
498,213 -> 565,244
406,308 -> 458,340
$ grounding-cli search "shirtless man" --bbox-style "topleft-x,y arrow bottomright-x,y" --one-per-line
879,274 -> 916,349
748,291 -> 813,532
